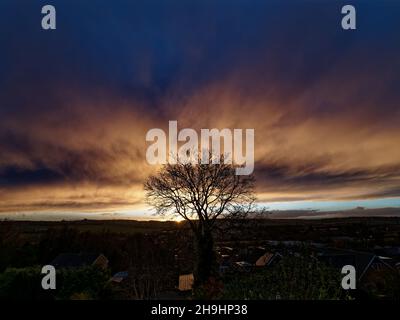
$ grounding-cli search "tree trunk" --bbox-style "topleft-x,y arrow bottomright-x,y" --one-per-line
193,224 -> 218,287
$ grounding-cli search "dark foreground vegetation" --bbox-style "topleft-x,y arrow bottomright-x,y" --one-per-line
0,217 -> 399,300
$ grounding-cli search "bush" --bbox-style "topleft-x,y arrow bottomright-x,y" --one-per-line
0,265 -> 111,300
56,266 -> 111,300
222,255 -> 348,300
0,266 -> 53,300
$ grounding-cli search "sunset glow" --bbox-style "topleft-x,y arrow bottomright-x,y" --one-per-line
1,1 -> 400,220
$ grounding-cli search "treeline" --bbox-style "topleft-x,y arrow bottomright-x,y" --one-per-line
0,226 -> 185,273
0,225 -> 195,299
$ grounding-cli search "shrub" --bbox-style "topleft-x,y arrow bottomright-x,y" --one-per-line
222,255 -> 347,300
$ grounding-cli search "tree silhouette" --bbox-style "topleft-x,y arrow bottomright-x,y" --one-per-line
144,155 -> 255,287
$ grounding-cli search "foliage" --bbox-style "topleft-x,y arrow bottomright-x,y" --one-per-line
0,265 -> 110,300
56,266 -> 111,300
360,268 -> 400,300
222,255 -> 348,300
193,276 -> 224,300
0,266 -> 52,300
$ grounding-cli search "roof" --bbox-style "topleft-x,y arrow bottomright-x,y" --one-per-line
317,248 -> 391,280
111,271 -> 129,283
51,253 -> 105,269
378,247 -> 400,257
235,261 -> 252,267
255,253 -> 275,267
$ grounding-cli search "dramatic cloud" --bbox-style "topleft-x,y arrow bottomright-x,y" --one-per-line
0,0 -> 399,217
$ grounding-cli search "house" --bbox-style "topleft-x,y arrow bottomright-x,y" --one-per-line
178,274 -> 194,291
374,246 -> 400,260
234,261 -> 253,272
255,252 -> 282,267
266,240 -> 304,247
317,248 -> 395,281
255,253 -> 273,266
219,246 -> 234,255
110,271 -> 129,283
50,253 -> 109,269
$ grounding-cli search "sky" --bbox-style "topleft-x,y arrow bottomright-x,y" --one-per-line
0,0 -> 400,220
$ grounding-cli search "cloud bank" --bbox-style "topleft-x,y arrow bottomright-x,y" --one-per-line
0,0 -> 399,216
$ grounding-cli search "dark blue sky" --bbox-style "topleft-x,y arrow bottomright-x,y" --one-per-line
0,0 -> 400,218
1,0 -> 399,102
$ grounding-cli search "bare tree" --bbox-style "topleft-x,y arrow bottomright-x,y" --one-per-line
144,155 -> 256,286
